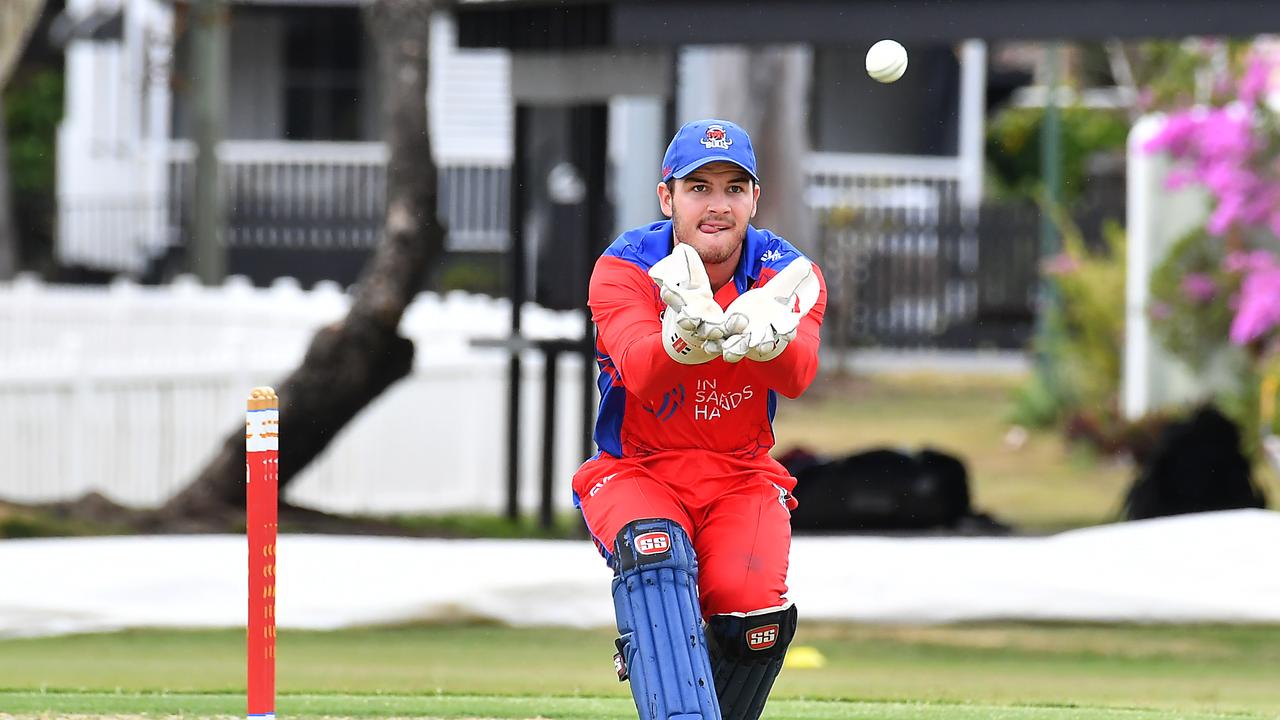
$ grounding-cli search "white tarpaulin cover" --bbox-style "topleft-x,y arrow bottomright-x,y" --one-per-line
1,509 -> 1277,638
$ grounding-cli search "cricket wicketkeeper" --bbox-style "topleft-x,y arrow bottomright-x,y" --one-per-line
571,118 -> 827,720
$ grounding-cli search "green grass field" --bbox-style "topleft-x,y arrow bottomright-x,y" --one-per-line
3,622 -> 1278,719
4,371 -> 1278,718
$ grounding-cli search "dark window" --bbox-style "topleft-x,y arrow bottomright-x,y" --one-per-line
283,7 -> 363,140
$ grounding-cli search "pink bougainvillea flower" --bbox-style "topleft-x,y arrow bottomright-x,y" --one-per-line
1196,107 -> 1253,161
1229,264 -> 1280,344
1138,47 -> 1280,354
1224,250 -> 1278,274
1239,55 -> 1272,105
1180,272 -> 1219,303
1199,162 -> 1242,194
1143,111 -> 1201,155
1145,106 -> 1269,229
1241,185 -> 1280,225
1208,193 -> 1245,234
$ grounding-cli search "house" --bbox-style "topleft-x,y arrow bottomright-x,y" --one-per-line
55,0 -> 513,286
55,0 -> 1015,345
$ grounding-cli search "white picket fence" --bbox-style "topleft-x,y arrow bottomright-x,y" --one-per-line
0,275 -> 589,514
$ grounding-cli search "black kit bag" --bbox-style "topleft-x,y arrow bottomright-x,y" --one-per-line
1123,405 -> 1267,521
788,447 -> 974,531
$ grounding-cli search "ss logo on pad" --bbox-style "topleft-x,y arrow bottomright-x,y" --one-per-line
635,532 -> 671,555
747,624 -> 779,650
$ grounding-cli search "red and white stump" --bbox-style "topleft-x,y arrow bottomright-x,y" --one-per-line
247,387 -> 279,720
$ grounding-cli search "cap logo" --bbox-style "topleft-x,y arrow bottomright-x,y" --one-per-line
701,125 -> 733,151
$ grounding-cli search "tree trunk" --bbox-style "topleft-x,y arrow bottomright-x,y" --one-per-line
1,0 -> 46,87
0,0 -> 47,280
0,110 -> 18,280
154,0 -> 444,531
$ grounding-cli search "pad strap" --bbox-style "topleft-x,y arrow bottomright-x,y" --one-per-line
612,518 -> 721,720
706,603 -> 798,720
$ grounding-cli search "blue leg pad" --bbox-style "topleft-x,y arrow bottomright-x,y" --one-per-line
612,518 -> 720,720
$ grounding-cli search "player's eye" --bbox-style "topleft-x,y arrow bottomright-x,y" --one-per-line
690,184 -> 708,192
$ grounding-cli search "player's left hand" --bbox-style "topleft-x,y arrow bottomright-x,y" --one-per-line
648,243 -> 744,344
720,257 -> 819,363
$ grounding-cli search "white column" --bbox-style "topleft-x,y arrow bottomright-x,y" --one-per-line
122,0 -> 144,154
958,40 -> 987,209
141,0 -> 174,257
608,96 -> 666,236
1123,114 -> 1214,419
676,46 -> 717,124
56,0 -> 101,266
1124,118 -> 1155,419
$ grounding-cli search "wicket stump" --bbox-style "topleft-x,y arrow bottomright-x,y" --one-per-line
247,387 -> 279,719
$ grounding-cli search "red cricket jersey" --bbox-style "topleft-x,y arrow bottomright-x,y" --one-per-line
581,220 -> 828,495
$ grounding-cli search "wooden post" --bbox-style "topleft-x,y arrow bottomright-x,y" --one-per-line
191,0 -> 228,285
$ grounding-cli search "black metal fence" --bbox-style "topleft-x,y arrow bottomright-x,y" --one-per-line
816,191 -> 1121,351
57,154 -> 513,286
166,158 -> 511,253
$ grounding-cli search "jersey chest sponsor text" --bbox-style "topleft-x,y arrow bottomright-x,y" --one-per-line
691,378 -> 754,421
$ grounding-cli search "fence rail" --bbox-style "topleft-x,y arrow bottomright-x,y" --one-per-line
58,141 -> 512,277
167,141 -> 512,253
0,276 -> 585,513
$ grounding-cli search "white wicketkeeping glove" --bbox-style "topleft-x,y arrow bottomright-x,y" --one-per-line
720,257 -> 820,363
648,243 -> 746,364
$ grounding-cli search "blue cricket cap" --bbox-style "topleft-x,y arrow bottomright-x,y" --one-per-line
660,119 -> 759,183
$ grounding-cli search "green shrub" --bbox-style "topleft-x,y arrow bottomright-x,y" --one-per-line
986,106 -> 1130,203
1008,369 -> 1062,428
1016,215 -> 1127,431
437,255 -> 502,295
4,69 -> 62,196
1147,227 -> 1239,373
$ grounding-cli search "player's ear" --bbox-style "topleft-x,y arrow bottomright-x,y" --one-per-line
750,182 -> 761,219
657,181 -> 674,218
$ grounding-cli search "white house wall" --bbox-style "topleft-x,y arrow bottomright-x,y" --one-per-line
429,13 -> 512,164
57,4 -> 516,271
58,8 -> 516,164
58,0 -> 172,272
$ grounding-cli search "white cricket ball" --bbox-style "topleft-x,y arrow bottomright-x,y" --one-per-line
866,39 -> 908,83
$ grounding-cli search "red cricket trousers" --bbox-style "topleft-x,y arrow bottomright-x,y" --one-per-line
572,449 -> 797,619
